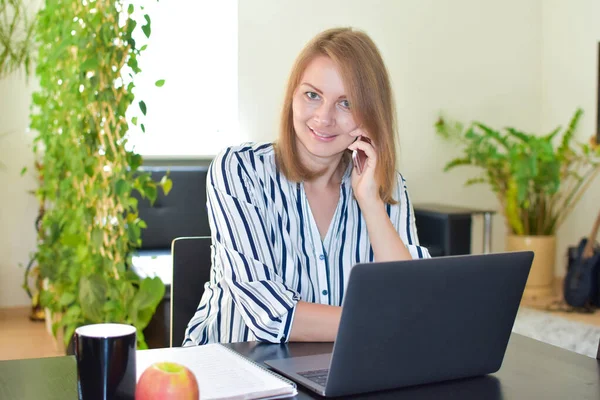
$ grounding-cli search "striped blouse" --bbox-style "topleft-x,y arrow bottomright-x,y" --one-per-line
183,142 -> 430,346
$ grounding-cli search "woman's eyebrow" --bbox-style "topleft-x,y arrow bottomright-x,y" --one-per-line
300,82 -> 347,100
300,82 -> 323,94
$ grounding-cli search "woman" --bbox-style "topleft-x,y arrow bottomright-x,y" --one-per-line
183,27 -> 430,346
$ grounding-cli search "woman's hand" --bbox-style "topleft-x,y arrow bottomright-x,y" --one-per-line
347,128 -> 381,208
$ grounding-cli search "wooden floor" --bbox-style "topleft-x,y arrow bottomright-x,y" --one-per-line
2,287 -> 600,361
0,307 -> 64,361
519,279 -> 600,327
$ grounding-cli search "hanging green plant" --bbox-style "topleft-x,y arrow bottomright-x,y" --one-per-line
0,0 -> 36,78
1,0 -> 37,168
31,0 -> 171,349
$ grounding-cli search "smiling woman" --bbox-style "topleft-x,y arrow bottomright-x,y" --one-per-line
182,27 -> 430,347
277,29 -> 398,205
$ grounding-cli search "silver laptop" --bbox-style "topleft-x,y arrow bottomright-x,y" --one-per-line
264,251 -> 533,397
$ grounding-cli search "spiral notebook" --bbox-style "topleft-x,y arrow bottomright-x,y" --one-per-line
136,343 -> 297,400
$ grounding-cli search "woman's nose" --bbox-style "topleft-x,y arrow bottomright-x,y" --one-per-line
313,102 -> 335,126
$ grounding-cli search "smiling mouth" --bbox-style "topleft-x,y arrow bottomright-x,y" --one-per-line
309,126 -> 336,139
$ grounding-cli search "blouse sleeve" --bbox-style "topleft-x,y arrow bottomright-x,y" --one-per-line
393,173 -> 431,259
189,147 -> 300,343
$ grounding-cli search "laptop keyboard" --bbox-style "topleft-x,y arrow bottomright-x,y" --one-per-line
298,368 -> 329,387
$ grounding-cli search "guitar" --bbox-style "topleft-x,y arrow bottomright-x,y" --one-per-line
563,210 -> 600,308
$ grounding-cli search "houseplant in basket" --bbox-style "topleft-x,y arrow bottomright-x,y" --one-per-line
435,108 -> 600,299
31,0 -> 171,349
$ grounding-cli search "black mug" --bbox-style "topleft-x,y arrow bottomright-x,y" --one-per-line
74,323 -> 137,400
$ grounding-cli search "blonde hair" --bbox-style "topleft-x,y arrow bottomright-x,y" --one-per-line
274,27 -> 398,204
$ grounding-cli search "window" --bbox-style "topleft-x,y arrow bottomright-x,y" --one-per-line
125,0 -> 239,158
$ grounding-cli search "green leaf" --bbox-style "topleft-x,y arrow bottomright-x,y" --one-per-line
139,101 -> 146,116
64,325 -> 77,347
65,304 -> 82,318
155,79 -> 165,87
144,185 -> 157,203
127,223 -> 141,245
131,117 -> 138,126
141,123 -> 145,133
59,292 -> 76,306
128,4 -> 134,14
137,329 -> 148,350
79,275 -> 107,322
103,300 -> 121,314
142,15 -> 151,38
20,167 -> 27,176
160,175 -> 172,195
128,153 -> 143,171
129,277 -> 165,328
81,58 -> 98,71
39,290 -> 54,308
128,197 -> 138,209
115,179 -> 129,197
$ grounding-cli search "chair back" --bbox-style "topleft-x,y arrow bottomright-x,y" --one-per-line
170,236 -> 212,347
135,166 -> 211,250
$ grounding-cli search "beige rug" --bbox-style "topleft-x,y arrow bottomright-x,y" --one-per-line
513,307 -> 600,358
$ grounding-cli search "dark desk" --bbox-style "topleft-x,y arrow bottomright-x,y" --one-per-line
1,334 -> 598,399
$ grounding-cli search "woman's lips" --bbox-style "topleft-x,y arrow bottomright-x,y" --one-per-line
309,126 -> 337,142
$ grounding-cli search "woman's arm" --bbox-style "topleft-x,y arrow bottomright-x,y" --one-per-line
361,198 -> 413,262
347,133 -> 429,262
189,147 -> 301,344
289,301 -> 342,342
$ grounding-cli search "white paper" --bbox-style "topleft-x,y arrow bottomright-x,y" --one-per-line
136,344 -> 297,400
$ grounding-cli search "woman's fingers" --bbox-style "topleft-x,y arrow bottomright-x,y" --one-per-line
348,126 -> 365,139
348,126 -> 374,143
348,137 -> 377,161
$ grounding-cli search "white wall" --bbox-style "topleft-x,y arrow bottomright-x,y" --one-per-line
541,0 -> 600,275
0,73 -> 38,307
239,0 -> 543,256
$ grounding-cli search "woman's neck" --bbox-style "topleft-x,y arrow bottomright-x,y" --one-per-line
303,157 -> 346,190
295,138 -> 349,189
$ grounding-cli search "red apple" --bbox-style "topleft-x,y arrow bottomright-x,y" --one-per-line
136,362 -> 200,400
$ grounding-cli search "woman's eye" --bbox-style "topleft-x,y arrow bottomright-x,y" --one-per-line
305,91 -> 320,100
339,99 -> 351,109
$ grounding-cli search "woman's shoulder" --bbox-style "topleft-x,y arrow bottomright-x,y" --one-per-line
212,142 -> 275,171
391,171 -> 410,204
394,171 -> 407,189
209,142 -> 277,192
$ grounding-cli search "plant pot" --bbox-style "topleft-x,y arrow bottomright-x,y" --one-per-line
506,235 -> 556,300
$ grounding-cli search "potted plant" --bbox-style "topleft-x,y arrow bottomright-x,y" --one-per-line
30,0 -> 171,350
435,108 -> 600,299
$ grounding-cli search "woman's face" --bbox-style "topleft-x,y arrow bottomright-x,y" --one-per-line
292,56 -> 359,164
